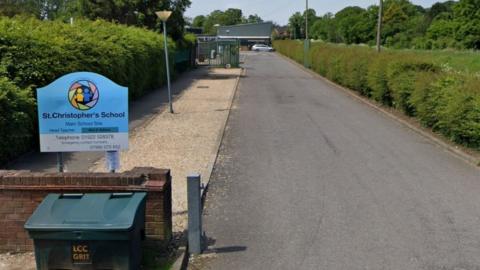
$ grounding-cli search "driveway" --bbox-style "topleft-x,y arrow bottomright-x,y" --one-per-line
199,52 -> 480,270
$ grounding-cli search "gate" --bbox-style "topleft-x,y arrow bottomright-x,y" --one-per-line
196,39 -> 240,68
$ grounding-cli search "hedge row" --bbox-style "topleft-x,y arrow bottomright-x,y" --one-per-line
0,16 -> 192,165
0,77 -> 35,163
274,40 -> 480,150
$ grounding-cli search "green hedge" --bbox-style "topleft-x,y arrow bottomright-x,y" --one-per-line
0,16 -> 193,166
0,17 -> 179,99
0,77 -> 35,163
274,40 -> 480,150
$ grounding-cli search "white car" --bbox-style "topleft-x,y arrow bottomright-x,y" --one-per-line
252,44 -> 275,52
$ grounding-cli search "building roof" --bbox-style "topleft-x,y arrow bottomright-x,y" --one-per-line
217,22 -> 273,39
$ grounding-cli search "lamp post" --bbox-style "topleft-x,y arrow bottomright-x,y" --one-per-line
304,0 -> 310,68
376,0 -> 383,53
156,10 -> 174,113
305,0 -> 309,41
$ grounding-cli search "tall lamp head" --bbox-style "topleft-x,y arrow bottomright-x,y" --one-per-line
156,11 -> 172,22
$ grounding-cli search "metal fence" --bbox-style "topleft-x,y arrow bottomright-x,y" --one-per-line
196,39 -> 240,68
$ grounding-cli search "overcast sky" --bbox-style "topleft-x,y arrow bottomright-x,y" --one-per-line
185,0 -> 449,25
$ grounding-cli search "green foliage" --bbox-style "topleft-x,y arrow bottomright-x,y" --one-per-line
288,9 -> 316,40
335,6 -> 375,44
246,14 -> 263,24
0,16 -> 192,165
0,0 -> 192,41
76,0 -> 191,41
194,8 -> 263,35
432,76 -> 480,146
192,15 -> 206,28
297,0 -> 480,50
0,76 -> 35,165
367,54 -> 393,105
409,71 -> 442,127
0,17 -> 176,98
386,58 -> 437,115
274,40 -> 480,150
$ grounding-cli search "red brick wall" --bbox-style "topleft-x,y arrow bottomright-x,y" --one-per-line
0,167 -> 172,253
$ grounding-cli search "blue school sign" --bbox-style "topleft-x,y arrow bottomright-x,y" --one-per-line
37,72 -> 128,152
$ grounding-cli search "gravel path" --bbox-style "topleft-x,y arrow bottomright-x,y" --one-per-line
92,68 -> 241,231
0,252 -> 35,270
0,68 -> 241,269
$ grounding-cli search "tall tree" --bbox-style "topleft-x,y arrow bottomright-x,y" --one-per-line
303,8 -> 317,38
452,0 -> 480,49
0,0 -> 76,19
246,14 -> 263,23
335,6 -> 374,44
192,15 -> 206,28
310,13 -> 337,41
76,0 -> 191,40
222,8 -> 243,25
201,8 -> 257,35
288,12 -> 303,39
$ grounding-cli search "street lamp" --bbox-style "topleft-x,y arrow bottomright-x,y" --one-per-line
304,0 -> 310,68
156,10 -> 174,113
376,0 -> 383,52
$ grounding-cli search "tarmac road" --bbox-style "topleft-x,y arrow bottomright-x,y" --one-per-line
200,52 -> 480,270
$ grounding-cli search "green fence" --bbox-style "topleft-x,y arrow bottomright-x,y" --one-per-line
174,48 -> 195,72
197,40 -> 240,68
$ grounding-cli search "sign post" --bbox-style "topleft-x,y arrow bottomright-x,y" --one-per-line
37,72 -> 128,172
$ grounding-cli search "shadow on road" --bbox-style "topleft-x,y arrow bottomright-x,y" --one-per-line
202,235 -> 247,254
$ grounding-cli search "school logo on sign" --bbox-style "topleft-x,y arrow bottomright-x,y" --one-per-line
68,80 -> 99,110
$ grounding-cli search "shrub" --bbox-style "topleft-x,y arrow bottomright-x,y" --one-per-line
386,58 -> 438,115
409,71 -> 443,127
0,77 -> 35,164
434,76 -> 480,147
367,55 -> 392,105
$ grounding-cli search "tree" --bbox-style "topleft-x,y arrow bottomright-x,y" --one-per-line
423,0 -> 480,49
334,6 -> 375,44
0,0 -> 75,19
381,0 -> 424,48
202,10 -> 224,34
288,10 -> 316,40
425,0 -> 455,23
0,0 -> 38,17
451,0 -> 480,49
192,15 -> 206,28
200,9 -> 261,35
76,0 -> 191,40
310,13 -> 337,42
246,14 -> 263,23
303,8 -> 317,38
288,12 -> 303,39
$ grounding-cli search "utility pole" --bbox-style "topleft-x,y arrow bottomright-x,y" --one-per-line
304,0 -> 310,68
305,0 -> 309,40
376,0 -> 383,52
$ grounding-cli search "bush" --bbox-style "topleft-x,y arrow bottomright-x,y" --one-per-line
367,55 -> 392,105
433,76 -> 480,147
0,77 -> 35,164
386,58 -> 438,115
0,17 -> 179,99
409,71 -> 443,127
274,40 -> 480,150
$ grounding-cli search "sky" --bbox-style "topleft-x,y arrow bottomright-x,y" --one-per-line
185,0 -> 449,25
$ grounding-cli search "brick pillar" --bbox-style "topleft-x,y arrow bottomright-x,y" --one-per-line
136,167 -> 173,248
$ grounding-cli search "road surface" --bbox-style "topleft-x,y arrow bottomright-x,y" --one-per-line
200,52 -> 480,270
